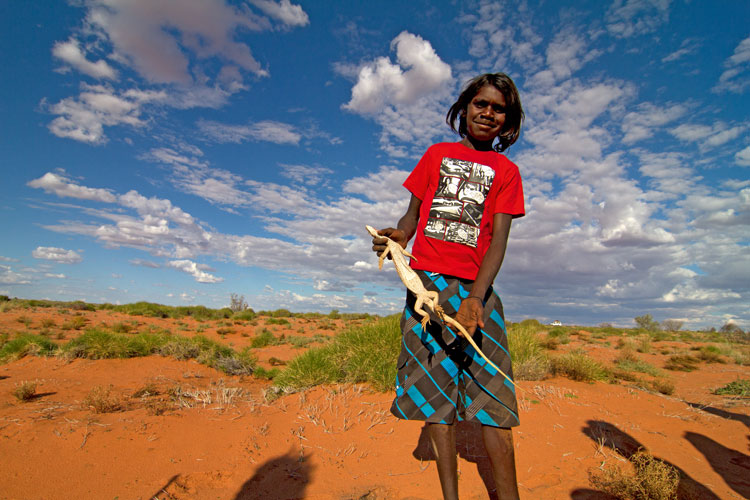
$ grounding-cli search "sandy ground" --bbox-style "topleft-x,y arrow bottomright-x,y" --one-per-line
0,307 -> 748,499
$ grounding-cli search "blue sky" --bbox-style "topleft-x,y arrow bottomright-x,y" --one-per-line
1,0 -> 748,329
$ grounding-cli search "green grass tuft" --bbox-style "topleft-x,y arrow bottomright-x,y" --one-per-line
0,334 -> 58,362
507,322 -> 549,380
275,315 -> 401,392
551,351 -> 610,382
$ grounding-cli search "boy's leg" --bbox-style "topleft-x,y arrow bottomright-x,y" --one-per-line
482,426 -> 520,500
428,422 -> 458,500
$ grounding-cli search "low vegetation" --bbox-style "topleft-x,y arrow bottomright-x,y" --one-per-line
713,379 -> 750,397
13,380 -> 37,402
590,450 -> 679,500
274,315 -> 401,392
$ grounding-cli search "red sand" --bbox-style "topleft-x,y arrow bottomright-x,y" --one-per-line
0,308 -> 748,499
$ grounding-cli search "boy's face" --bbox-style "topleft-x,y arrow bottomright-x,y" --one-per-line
464,85 -> 506,144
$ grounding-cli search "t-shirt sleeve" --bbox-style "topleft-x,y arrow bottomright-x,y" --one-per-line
493,161 -> 525,218
403,147 -> 433,201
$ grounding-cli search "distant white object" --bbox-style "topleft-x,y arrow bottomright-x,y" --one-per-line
550,320 -> 562,326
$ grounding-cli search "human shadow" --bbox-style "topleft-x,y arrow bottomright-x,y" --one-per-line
684,431 -> 750,499
685,401 -> 750,428
569,489 -> 619,500
413,421 -> 499,500
581,420 -> 721,500
234,449 -> 314,500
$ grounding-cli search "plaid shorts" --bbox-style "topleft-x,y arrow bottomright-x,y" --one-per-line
390,270 -> 519,428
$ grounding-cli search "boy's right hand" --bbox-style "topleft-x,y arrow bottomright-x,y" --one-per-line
371,227 -> 408,257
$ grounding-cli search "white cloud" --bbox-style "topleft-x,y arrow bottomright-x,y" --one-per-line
249,0 -> 309,28
0,256 -> 20,263
46,84 -> 164,144
0,265 -> 31,285
606,0 -> 672,38
45,273 -> 67,279
197,119 -> 301,145
714,36 -> 750,94
531,31 -> 601,88
32,246 -> 83,264
52,38 -> 118,79
85,0 -> 270,84
280,164 -> 333,186
735,145 -> 750,167
621,102 -> 687,143
343,31 -> 452,115
669,122 -> 747,149
167,259 -> 223,283
28,171 -> 117,202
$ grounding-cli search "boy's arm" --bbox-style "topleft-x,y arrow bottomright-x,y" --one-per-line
454,212 -> 513,336
371,194 -> 422,253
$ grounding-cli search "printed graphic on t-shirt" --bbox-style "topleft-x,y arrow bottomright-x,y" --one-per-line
424,157 -> 494,248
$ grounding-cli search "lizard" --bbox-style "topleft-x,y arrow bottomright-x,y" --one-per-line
366,225 -> 518,390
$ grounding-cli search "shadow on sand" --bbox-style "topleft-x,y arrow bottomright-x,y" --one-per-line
685,400 -> 750,428
685,431 -> 750,499
570,420 -> 722,500
413,421 -> 499,500
234,449 -> 314,500
148,449 -> 313,500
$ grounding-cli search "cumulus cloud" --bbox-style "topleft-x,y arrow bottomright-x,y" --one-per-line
714,35 -> 750,94
45,84 -> 165,144
46,0 -> 309,144
28,171 -> 118,202
249,0 -> 309,28
669,122 -> 747,149
52,38 -> 118,79
735,145 -> 750,167
0,265 -> 31,285
167,259 -> 223,283
343,31 -> 452,115
32,246 -> 83,264
621,102 -> 687,144
340,31 -> 453,156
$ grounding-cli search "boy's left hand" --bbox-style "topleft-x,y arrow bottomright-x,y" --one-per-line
455,297 -> 485,337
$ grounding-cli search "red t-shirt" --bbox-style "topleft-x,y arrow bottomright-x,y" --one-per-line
403,142 -> 525,280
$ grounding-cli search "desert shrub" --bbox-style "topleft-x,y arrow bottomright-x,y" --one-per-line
287,335 -> 315,349
275,315 -> 401,392
13,381 -> 37,402
551,352 -> 610,382
61,316 -> 88,331
233,309 -> 256,321
229,293 -> 249,312
539,335 -> 560,350
265,317 -> 290,326
0,334 -> 58,362
664,354 -> 700,372
40,318 -> 56,329
636,335 -> 652,353
258,308 -> 293,318
696,345 -> 726,364
251,329 -> 281,348
649,378 -> 675,395
713,379 -> 750,397
216,327 -> 235,335
132,383 -> 159,398
83,385 -> 121,413
590,450 -> 679,500
616,357 -> 662,378
110,322 -> 134,334
507,322 -> 549,380
253,366 -> 280,380
518,318 -> 542,330
328,309 -> 341,320
62,329 -> 132,359
660,319 -> 682,332
634,314 -> 660,332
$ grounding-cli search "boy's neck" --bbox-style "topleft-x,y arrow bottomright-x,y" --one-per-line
460,136 -> 494,151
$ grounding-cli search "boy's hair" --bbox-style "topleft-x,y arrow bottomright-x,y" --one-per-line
446,73 -> 524,152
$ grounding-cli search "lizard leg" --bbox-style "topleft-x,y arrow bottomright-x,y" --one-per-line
413,296 -> 431,330
378,246 -> 391,270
